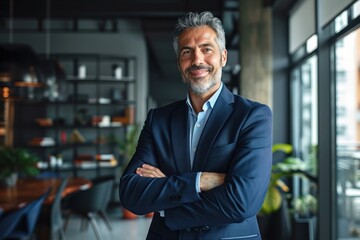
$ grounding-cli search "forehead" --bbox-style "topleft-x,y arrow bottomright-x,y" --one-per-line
178,26 -> 218,47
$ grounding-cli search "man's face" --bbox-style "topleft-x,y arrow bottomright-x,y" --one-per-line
177,26 -> 227,95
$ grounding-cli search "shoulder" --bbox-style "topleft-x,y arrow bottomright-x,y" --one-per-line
149,99 -> 185,115
219,86 -> 272,116
235,95 -> 272,115
146,99 -> 186,121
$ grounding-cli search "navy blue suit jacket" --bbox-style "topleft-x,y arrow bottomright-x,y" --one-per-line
119,86 -> 273,240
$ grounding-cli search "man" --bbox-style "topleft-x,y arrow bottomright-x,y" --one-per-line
119,11 -> 272,240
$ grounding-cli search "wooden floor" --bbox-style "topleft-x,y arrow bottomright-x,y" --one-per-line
64,207 -> 151,240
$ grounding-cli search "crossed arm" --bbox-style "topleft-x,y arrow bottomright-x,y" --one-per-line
120,104 -> 272,230
136,164 -> 225,192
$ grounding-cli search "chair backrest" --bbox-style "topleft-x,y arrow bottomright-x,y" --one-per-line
51,178 -> 68,226
7,188 -> 51,239
91,175 -> 114,210
91,174 -> 115,185
0,205 -> 28,239
66,179 -> 113,213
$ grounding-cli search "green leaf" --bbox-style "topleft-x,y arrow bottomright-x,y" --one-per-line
260,185 -> 282,214
272,143 -> 293,154
0,146 -> 40,179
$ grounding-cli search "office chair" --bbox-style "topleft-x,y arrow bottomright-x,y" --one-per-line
37,178 -> 68,240
0,205 -> 27,239
63,178 -> 113,240
90,175 -> 115,231
1,188 -> 51,240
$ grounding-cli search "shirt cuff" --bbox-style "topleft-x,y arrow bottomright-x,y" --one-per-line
196,172 -> 202,193
159,210 -> 165,217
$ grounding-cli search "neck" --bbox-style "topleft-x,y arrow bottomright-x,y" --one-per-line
188,83 -> 221,114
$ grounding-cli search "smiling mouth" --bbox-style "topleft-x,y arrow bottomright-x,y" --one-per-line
189,69 -> 209,78
187,65 -> 212,78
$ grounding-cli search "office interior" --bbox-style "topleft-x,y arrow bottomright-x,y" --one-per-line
0,0 -> 359,239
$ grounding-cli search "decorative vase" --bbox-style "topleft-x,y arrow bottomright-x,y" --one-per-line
3,173 -> 18,187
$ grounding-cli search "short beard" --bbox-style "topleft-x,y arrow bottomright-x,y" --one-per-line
182,65 -> 222,95
183,77 -> 218,95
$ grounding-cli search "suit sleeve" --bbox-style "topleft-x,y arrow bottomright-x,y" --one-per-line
119,109 -> 202,215
164,104 -> 273,230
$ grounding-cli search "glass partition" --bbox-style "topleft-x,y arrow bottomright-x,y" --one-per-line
335,27 -> 360,239
291,55 -> 318,189
290,55 -> 318,239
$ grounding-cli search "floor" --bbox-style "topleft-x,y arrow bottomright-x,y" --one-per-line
64,207 -> 151,240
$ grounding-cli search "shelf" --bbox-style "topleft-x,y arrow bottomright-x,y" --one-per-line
38,162 -> 120,171
17,99 -> 135,106
11,53 -> 136,179
66,76 -> 136,82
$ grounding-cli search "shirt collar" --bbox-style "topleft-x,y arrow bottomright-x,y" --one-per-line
186,82 -> 223,112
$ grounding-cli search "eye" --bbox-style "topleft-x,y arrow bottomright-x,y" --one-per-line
180,49 -> 192,56
203,48 -> 213,53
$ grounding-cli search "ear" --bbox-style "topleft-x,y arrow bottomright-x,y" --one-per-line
221,49 -> 228,67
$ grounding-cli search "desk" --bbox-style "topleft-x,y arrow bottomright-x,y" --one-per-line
0,177 -> 92,212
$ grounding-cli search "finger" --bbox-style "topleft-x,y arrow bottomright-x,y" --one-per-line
142,164 -> 166,177
136,167 -> 158,178
137,167 -> 165,178
151,168 -> 166,178
142,164 -> 157,170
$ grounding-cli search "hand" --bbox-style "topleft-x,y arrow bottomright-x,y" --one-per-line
200,172 -> 226,192
136,164 -> 166,178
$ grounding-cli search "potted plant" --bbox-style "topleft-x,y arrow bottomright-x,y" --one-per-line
109,124 -> 143,219
117,124 -> 141,173
290,194 -> 317,240
260,144 -> 317,215
257,143 -> 317,240
0,146 -> 40,187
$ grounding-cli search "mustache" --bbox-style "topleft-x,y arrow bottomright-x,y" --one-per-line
187,65 -> 213,72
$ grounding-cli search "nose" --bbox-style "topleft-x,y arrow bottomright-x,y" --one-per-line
191,48 -> 204,66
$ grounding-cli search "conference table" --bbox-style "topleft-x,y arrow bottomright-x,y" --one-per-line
0,177 -> 92,212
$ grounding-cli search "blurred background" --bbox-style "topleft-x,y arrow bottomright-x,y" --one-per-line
0,0 -> 359,239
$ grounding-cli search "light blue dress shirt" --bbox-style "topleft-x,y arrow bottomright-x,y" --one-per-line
160,83 -> 223,217
186,83 -> 223,192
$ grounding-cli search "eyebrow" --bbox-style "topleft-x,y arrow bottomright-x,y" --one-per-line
180,43 -> 215,52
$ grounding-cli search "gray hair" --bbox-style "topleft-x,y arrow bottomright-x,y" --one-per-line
172,11 -> 226,56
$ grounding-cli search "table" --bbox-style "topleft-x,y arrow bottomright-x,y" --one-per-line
0,177 -> 92,212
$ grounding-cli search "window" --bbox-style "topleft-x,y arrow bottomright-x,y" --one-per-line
335,27 -> 360,239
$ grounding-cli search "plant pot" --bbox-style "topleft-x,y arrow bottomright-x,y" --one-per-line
122,208 -> 138,220
1,173 -> 18,187
291,216 -> 317,240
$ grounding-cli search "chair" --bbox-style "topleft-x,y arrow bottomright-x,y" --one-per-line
63,178 -> 114,240
0,206 -> 27,239
90,175 -> 115,231
0,188 -> 51,240
37,178 -> 68,240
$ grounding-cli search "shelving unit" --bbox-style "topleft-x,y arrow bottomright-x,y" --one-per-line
0,98 -> 14,146
12,54 -> 137,179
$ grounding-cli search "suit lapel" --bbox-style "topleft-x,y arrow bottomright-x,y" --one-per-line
170,102 -> 191,173
192,87 -> 234,171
